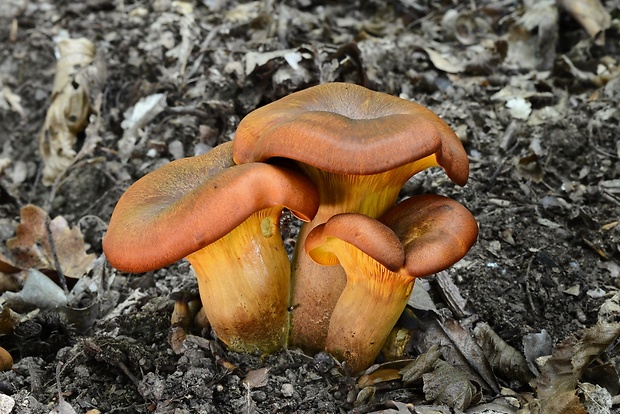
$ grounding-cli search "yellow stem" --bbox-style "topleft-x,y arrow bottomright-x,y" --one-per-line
187,207 -> 289,353
323,238 -> 414,373
289,156 -> 437,352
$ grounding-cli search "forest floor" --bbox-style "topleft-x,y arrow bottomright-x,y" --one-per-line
0,0 -> 620,413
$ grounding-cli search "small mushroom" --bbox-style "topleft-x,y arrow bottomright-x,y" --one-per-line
103,142 -> 319,353
305,195 -> 478,373
233,82 -> 469,351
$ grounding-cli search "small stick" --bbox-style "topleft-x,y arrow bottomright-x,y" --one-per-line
46,215 -> 69,295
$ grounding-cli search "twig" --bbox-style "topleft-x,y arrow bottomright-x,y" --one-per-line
46,215 -> 69,295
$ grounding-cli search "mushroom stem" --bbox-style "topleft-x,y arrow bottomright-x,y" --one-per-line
289,157 -> 437,351
300,156 -> 440,219
187,206 -> 290,354
321,239 -> 414,374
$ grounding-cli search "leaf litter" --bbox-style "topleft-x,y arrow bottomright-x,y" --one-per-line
0,0 -> 619,412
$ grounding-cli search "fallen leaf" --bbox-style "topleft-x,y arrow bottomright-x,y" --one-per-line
473,322 -> 534,385
242,367 -> 270,389
578,382 -> 613,413
522,330 -> 553,376
381,326 -> 413,361
118,93 -> 168,161
559,0 -> 611,45
38,37 -> 100,186
516,154 -> 544,183
407,278 -> 438,313
506,1 -> 558,70
422,359 -> 479,411
599,291 -> 620,324
400,344 -> 441,386
3,205 -> 95,278
521,392 -> 587,414
244,48 -> 309,76
1,268 -> 68,311
421,46 -> 465,74
358,368 -> 401,388
529,323 -> 620,413
1,86 -> 27,122
440,319 -> 500,394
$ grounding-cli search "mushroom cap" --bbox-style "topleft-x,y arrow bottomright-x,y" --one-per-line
233,82 -> 469,185
379,194 -> 478,278
304,195 -> 478,278
103,142 -> 320,273
305,213 -> 405,272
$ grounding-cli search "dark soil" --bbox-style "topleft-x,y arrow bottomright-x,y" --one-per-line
0,0 -> 619,413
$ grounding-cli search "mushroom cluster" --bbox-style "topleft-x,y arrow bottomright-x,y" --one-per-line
103,82 -> 478,372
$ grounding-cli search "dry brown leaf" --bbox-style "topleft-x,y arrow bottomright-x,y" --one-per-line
1,86 -> 27,122
3,205 -> 95,278
516,154 -> 544,183
520,392 -> 587,414
440,319 -> 500,394
400,344 -> 441,386
358,368 -> 402,388
507,1 -> 558,70
381,326 -> 413,362
0,251 -> 21,274
242,367 -> 270,389
422,359 -> 478,411
572,323 -> 620,379
0,307 -> 16,335
473,322 -> 534,385
38,37 -> 99,186
528,323 -> 620,412
559,0 -> 611,45
421,46 -> 465,74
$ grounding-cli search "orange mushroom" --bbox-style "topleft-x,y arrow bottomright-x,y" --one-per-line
103,142 -> 319,353
305,195 -> 478,373
232,82 -> 469,351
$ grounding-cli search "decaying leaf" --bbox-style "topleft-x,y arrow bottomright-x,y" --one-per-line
527,323 -> 620,413
358,368 -> 402,388
516,154 -> 544,183
473,322 -> 534,385
407,279 -> 438,313
422,359 -> 479,411
578,382 -> 613,414
242,367 -> 270,389
408,313 -> 499,394
420,46 -> 465,74
522,330 -> 553,376
571,324 -> 620,381
559,0 -> 611,45
38,37 -> 101,186
506,0 -> 558,70
1,268 -> 68,311
521,392 -> 587,414
400,344 -> 441,386
598,291 -> 620,324
381,326 -> 413,362
440,319 -> 500,394
0,307 -> 18,334
118,93 -> 168,162
441,9 -> 493,46
2,205 -> 95,278
1,86 -> 26,122
435,271 -> 471,318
